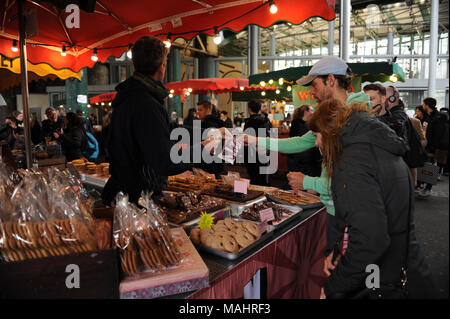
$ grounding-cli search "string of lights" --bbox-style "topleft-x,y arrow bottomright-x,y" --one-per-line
2,0 -> 278,61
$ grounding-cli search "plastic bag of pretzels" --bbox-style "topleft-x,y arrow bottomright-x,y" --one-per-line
0,165 -> 98,263
113,192 -> 183,276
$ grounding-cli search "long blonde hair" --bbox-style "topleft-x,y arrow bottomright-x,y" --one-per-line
307,98 -> 373,177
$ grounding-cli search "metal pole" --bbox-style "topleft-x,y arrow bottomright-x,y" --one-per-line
387,32 -> 394,55
269,33 -> 276,71
328,20 -> 334,56
18,0 -> 32,169
428,0 -> 439,98
193,58 -> 199,107
248,25 -> 258,75
340,0 -> 351,61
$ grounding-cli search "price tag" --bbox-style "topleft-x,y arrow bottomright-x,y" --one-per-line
259,208 -> 275,222
234,180 -> 248,195
240,178 -> 250,188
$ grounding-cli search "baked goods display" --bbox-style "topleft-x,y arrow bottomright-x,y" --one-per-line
0,166 -> 98,262
189,218 -> 260,253
113,192 -> 183,276
203,184 -> 265,203
166,175 -> 223,193
239,200 -> 293,222
155,192 -> 226,224
68,158 -> 110,178
268,190 -> 321,206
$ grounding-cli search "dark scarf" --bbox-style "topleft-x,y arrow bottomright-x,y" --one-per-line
132,72 -> 169,104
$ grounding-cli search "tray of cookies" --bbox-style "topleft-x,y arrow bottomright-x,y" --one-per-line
188,217 -> 271,260
266,190 -> 324,209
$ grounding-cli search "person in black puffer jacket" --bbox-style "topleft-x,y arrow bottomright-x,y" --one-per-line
378,86 -> 409,142
308,98 -> 437,299
102,36 -> 215,206
54,112 -> 87,162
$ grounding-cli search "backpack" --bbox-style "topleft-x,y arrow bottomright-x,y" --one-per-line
404,118 -> 426,168
82,131 -> 99,160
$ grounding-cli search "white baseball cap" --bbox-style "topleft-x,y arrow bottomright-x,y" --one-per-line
296,56 -> 349,86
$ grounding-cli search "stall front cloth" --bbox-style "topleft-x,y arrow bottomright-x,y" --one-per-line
188,208 -> 327,299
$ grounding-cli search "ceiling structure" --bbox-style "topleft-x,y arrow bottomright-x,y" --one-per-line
218,0 -> 449,57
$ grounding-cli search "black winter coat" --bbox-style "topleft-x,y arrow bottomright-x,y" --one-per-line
425,110 -> 449,152
325,111 -> 436,299
102,75 -> 194,205
378,105 -> 409,141
59,126 -> 86,161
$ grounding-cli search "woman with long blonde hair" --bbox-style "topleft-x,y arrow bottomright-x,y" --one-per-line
308,98 -> 436,299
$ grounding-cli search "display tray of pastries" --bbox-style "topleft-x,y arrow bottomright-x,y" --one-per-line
155,192 -> 226,225
238,200 -> 301,228
202,184 -> 265,203
188,218 -> 270,260
166,175 -> 223,193
266,190 -> 324,209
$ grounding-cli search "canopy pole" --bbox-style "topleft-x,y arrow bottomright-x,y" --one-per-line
18,0 -> 33,169
428,0 -> 439,98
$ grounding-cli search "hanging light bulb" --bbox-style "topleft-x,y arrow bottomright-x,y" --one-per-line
260,81 -> 266,87
287,86 -> 292,92
11,40 -> 19,52
389,74 -> 398,83
91,48 -> 98,62
126,44 -> 133,59
87,104 -> 91,108
240,86 -> 245,91
269,0 -> 278,14
169,94 -> 174,98
276,89 -> 280,94
278,78 -> 284,85
261,91 -> 266,96
188,88 -> 193,93
268,79 -> 274,85
185,91 -> 190,96
170,89 -> 175,94
61,45 -> 67,57
164,34 -> 172,48
213,27 -> 222,45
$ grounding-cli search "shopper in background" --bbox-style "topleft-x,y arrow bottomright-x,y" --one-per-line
101,110 -> 112,162
234,112 -> 244,127
76,109 -> 94,134
53,112 -> 87,162
363,83 -> 387,116
220,110 -> 233,128
418,98 -> 449,197
30,112 -> 42,145
102,36 -> 217,205
408,107 -> 428,188
244,99 -> 272,186
415,106 -> 429,128
197,100 -> 224,129
12,111 -> 24,135
89,114 -> 98,127
42,107 -> 63,142
183,108 -> 198,128
0,117 -> 18,149
378,85 -> 409,142
287,104 -> 321,178
308,98 -> 436,299
169,111 -> 180,131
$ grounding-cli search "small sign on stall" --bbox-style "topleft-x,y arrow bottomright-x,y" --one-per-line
234,180 -> 248,195
259,208 -> 275,222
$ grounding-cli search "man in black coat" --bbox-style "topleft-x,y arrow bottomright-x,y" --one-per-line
244,99 -> 272,186
102,36 -> 216,205
42,107 -> 63,142
378,85 -> 409,142
417,97 -> 449,197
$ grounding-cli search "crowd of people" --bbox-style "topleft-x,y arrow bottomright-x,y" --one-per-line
0,107 -> 102,163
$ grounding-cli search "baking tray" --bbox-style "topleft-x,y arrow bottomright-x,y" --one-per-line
193,218 -> 273,261
265,191 -> 324,210
228,196 -> 267,217
237,203 -> 303,229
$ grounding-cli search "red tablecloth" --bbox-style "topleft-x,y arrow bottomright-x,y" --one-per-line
188,208 -> 327,299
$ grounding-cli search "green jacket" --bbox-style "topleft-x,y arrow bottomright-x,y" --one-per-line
258,92 -> 372,216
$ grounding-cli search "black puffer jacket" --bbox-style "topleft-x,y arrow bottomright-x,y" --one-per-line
325,111 -> 436,299
102,75 -> 194,205
378,105 -> 409,141
59,126 -> 86,162
425,110 -> 449,152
